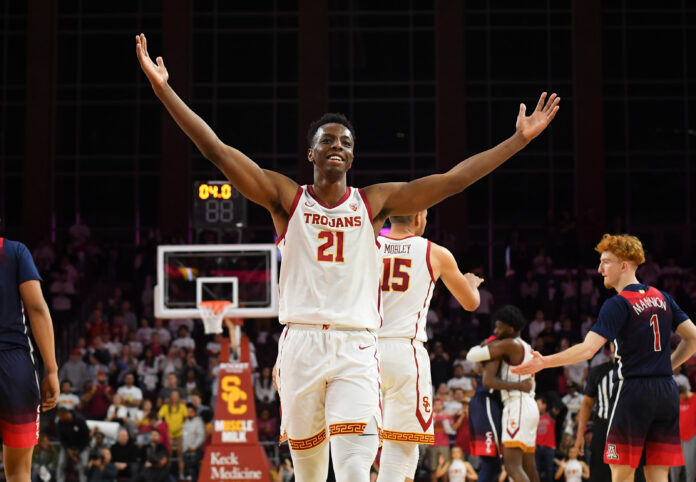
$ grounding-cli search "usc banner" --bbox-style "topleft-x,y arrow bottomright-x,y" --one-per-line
200,337 -> 271,481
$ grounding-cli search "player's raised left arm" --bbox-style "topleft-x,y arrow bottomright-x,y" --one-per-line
19,280 -> 59,411
430,243 -> 482,312
671,319 -> 696,369
363,92 -> 560,220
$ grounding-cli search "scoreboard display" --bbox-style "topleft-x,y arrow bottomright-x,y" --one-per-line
193,181 -> 247,228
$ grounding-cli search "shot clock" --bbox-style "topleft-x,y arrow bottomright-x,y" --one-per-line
193,181 -> 247,228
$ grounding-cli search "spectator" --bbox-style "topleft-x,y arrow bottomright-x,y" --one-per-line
112,345 -> 138,386
85,448 -> 118,482
81,369 -> 114,420
32,433 -> 59,482
171,325 -> 195,352
134,399 -> 157,446
430,341 -> 450,389
158,389 -> 187,473
577,268 -> 595,314
670,383 -> 696,482
110,428 -> 138,479
428,398 -> 454,478
134,429 -> 170,482
88,431 -> 110,460
182,403 -> 206,481
117,372 -> 143,419
527,310 -> 547,345
433,447 -> 477,481
151,319 -> 172,347
535,395 -> 556,482
56,407 -> 91,482
563,356 -> 588,389
674,364 -> 691,392
137,348 -> 161,399
451,401 -> 471,460
205,333 -> 222,357
520,271 -> 540,317
58,379 -> 82,411
560,270 -> 578,316
537,320 -> 557,355
276,458 -> 294,482
474,281 -> 495,338
120,300 -> 138,332
561,382 -> 584,435
255,366 -> 277,405
257,408 -> 278,443
446,364 -> 475,398
443,387 -> 467,417
182,367 -> 203,403
105,394 -> 129,426
136,318 -> 153,346
146,332 -> 166,358
60,348 -> 91,391
127,329 -> 144,358
157,373 -> 186,407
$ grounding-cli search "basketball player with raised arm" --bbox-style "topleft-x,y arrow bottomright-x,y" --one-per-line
136,33 -> 560,482
376,210 -> 481,481
513,234 -> 696,482
467,305 -> 540,482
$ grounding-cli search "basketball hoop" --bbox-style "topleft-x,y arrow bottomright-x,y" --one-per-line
198,300 -> 232,334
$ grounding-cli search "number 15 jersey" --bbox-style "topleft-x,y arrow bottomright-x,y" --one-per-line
276,185 -> 382,329
377,235 -> 435,342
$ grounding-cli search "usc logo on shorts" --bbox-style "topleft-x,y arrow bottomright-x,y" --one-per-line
422,396 -> 431,413
221,375 -> 248,415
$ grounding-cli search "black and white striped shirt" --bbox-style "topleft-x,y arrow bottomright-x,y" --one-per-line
583,361 -> 615,421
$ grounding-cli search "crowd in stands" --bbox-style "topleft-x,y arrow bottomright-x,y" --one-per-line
1,222 -> 693,481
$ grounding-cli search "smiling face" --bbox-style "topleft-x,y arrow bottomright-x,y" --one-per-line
308,123 -> 355,180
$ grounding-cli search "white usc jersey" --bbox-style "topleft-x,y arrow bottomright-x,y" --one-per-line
276,185 -> 382,329
377,235 -> 435,342
499,337 -> 536,403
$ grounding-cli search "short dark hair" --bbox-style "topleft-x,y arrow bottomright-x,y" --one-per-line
388,214 -> 415,226
493,305 -> 527,332
306,113 -> 355,146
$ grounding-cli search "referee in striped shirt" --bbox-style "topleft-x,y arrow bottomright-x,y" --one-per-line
575,356 -> 614,482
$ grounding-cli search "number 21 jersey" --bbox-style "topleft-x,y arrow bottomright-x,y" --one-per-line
276,185 -> 382,329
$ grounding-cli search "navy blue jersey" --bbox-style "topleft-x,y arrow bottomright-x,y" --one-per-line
591,283 -> 688,380
0,238 -> 42,351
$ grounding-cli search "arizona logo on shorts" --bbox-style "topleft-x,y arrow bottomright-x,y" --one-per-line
606,444 -> 619,460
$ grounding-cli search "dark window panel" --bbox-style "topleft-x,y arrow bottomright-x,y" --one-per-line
490,29 -> 548,81
2,156 -> 23,174
79,104 -> 136,156
3,105 -> 24,156
1,175 -> 22,229
466,178 -> 489,225
628,171 -> 686,224
216,85 -> 275,100
413,31 -> 435,82
354,0 -> 411,11
215,33 -> 274,82
277,85 -> 298,99
628,154 -> 686,170
216,13 -> 277,29
216,103 -> 274,154
353,101 -> 410,153
499,151 -> 550,171
54,175 -> 76,229
353,31 -> 410,82
549,97 -> 574,153
6,34 -> 27,84
464,101 -> 491,153
626,29 -> 682,81
414,13 -> 434,28
552,154 -> 573,170
139,175 -> 159,226
552,172 -> 574,215
79,157 -> 136,173
5,0 -> 27,14
80,33 -> 138,84
329,84 -> 351,98
274,156 -> 299,173
80,0 -> 142,14
601,29 -> 623,81
54,156 -> 77,173
354,84 -> 410,98
490,11 -> 547,27
79,175 -> 135,227
277,102 -> 298,154
192,33 -> 214,83
354,13 -> 410,29
605,154 -> 627,170
277,32 -> 298,82
414,101 -> 435,153
626,99 -> 685,152
626,10 -> 683,27
492,172 -> 547,225
138,105 -> 161,156
414,156 -> 436,171
463,12 -> 488,27
626,81 -> 682,98
550,30 -> 572,79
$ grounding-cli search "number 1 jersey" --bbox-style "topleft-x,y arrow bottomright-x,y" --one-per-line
276,185 -> 382,329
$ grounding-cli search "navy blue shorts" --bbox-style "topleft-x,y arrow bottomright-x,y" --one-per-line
605,376 -> 683,468
469,391 -> 502,457
0,348 -> 40,448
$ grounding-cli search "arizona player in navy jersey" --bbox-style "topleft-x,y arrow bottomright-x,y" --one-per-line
0,237 -> 59,481
514,234 -> 696,482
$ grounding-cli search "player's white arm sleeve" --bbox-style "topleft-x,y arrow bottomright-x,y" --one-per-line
466,345 -> 491,363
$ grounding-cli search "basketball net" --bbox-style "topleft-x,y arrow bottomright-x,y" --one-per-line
198,300 -> 231,335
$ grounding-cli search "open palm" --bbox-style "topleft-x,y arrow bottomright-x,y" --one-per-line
516,92 -> 560,143
136,33 -> 169,87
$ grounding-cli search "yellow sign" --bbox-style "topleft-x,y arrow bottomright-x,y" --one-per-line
221,376 -> 248,415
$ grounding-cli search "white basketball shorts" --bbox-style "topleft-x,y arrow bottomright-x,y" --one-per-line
501,395 -> 539,453
275,324 -> 382,452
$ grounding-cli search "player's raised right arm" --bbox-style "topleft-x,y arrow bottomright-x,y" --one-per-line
135,34 -> 296,213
